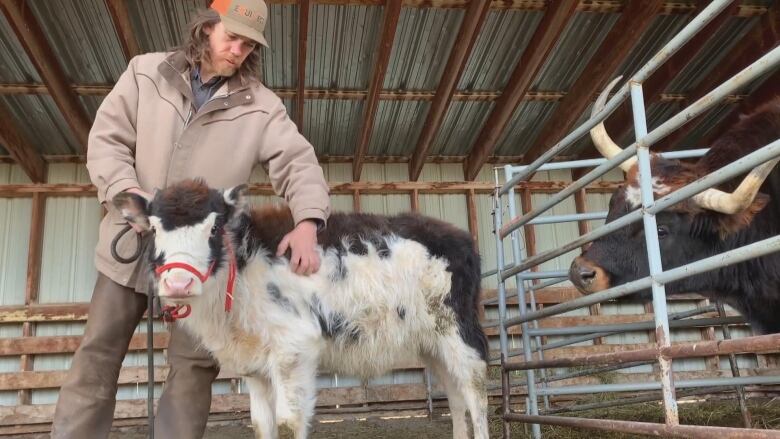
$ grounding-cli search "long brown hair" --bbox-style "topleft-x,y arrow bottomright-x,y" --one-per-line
179,9 -> 263,84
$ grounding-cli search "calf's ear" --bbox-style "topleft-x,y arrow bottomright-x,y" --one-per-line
113,191 -> 152,231
223,184 -> 250,217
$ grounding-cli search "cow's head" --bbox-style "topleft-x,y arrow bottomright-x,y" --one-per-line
113,179 -> 248,301
569,78 -> 776,296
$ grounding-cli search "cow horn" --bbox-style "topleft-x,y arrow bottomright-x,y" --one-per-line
590,76 -> 637,173
692,157 -> 780,214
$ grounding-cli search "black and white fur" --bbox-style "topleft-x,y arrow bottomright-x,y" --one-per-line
114,179 -> 489,439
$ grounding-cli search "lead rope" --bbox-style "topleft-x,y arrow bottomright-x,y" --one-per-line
147,282 -> 155,439
110,225 -> 154,439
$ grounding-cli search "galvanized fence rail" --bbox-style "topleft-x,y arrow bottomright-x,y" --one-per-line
487,0 -> 780,437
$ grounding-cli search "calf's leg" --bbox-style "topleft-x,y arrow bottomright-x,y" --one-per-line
246,375 -> 278,439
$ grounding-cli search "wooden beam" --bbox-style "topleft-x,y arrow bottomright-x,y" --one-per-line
522,0 -> 665,165
463,0 -> 578,180
0,0 -> 91,151
409,0 -> 491,181
105,0 -> 141,61
352,0 -> 402,181
466,188 -> 478,247
25,193 -> 45,304
654,3 -> 779,151
0,180 -> 624,198
584,0 -> 739,158
0,82 -> 749,106
0,104 -> 46,183
295,0 -> 310,130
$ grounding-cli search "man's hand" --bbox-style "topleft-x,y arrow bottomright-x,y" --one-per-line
123,188 -> 153,234
276,220 -> 321,275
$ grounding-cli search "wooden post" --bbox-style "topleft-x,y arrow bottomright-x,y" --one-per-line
19,193 -> 46,404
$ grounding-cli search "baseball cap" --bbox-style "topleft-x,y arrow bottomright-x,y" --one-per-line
210,0 -> 269,47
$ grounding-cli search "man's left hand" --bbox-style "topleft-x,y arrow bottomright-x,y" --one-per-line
276,219 -> 321,275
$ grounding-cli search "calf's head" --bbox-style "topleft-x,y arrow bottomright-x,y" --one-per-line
113,179 -> 248,301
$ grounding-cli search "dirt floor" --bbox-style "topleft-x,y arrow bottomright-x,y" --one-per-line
98,398 -> 780,439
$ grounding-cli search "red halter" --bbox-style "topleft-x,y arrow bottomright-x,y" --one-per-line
155,235 -> 238,321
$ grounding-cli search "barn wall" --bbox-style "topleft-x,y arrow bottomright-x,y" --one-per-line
0,161 -> 771,421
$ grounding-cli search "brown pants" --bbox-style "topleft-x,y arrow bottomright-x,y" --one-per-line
51,273 -> 220,439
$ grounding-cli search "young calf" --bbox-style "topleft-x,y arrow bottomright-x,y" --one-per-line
114,179 -> 489,439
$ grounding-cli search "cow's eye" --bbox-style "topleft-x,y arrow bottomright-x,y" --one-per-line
211,225 -> 219,236
657,225 -> 669,239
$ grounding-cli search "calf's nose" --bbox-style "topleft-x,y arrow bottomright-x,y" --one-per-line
163,276 -> 194,296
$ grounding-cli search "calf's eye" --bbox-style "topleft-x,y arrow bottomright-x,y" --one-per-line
657,225 -> 669,239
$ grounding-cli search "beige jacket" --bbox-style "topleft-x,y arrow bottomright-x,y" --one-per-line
87,51 -> 330,290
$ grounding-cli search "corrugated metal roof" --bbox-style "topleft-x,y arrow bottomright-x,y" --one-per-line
430,100 -> 494,155
303,99 -> 363,155
0,2 -> 774,164
27,0 -> 126,83
0,12 -> 40,82
367,99 -> 428,156
532,12 -> 618,91
307,4 -> 381,90
613,14 -> 691,79
457,10 -> 543,91
263,4 -> 298,88
494,100 -> 558,156
125,0 -> 203,53
666,16 -> 758,93
383,8 -> 462,90
0,95 -> 80,155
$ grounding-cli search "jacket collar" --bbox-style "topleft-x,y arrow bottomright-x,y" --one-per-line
158,51 -> 252,106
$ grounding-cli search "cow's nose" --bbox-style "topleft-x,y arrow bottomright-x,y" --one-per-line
578,267 -> 596,282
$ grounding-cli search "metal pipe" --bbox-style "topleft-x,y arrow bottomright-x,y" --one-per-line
499,45 -> 780,240
630,80 -> 678,424
491,186 -> 513,439
505,333 -> 780,371
631,0 -> 735,83
507,137 -> 780,279
504,413 -> 780,438
527,212 -> 607,225
498,0 -> 735,195
505,166 -> 542,438
526,316 -> 744,337
487,304 -> 718,358
480,277 -> 566,306
501,144 -> 639,239
499,85 -> 630,195
505,149 -> 709,174
536,375 -> 780,396
541,386 -> 735,415
505,234 -> 780,325
716,300 -> 752,428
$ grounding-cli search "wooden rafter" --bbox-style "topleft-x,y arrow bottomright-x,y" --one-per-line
0,0 -> 91,152
352,0 -> 402,181
105,0 -> 141,61
408,0 -> 491,181
0,104 -> 46,183
521,0 -> 665,166
580,0 -> 739,159
463,0 -> 578,181
0,82 -> 749,106
295,0 -> 310,130
654,3 -> 779,151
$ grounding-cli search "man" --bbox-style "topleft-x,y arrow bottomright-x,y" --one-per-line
51,1 -> 331,437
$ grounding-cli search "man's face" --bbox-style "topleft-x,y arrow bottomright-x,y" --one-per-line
204,22 -> 257,77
